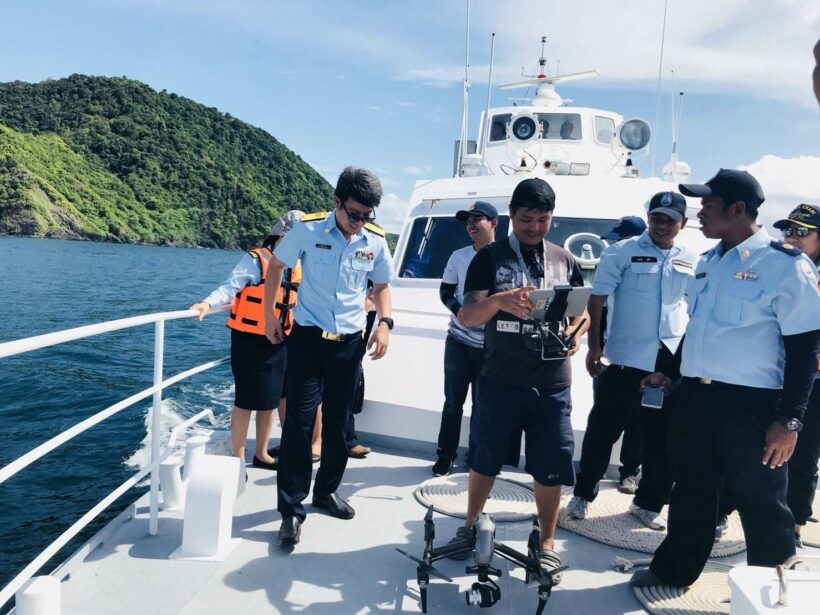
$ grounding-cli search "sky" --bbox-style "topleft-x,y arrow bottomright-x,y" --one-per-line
0,0 -> 818,232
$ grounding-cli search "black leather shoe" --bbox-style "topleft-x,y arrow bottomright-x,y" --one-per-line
312,492 -> 355,519
252,455 -> 277,471
278,516 -> 301,546
267,445 -> 281,457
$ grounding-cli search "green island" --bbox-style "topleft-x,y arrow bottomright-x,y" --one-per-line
0,74 -> 398,252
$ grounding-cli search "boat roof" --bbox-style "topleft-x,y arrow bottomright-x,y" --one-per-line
47,430 -> 759,615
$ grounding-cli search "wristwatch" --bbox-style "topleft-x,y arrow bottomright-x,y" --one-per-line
777,416 -> 803,432
378,317 -> 394,331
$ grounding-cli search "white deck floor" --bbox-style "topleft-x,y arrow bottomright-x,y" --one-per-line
48,438 -> 818,615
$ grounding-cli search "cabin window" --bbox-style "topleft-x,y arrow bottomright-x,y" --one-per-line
548,217 -> 619,284
594,116 -> 615,144
399,215 -> 511,279
535,113 -> 582,140
488,114 -> 512,142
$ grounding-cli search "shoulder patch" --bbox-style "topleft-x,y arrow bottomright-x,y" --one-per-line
301,211 -> 329,222
364,221 -> 385,237
769,240 -> 803,256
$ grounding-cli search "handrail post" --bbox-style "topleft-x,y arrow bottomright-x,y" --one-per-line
149,320 -> 165,535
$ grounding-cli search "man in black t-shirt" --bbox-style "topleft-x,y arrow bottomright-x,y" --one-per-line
447,178 -> 589,583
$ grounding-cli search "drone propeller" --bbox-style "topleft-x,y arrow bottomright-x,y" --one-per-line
395,548 -> 454,583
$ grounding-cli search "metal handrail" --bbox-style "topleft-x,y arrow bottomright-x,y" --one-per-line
0,305 -> 231,609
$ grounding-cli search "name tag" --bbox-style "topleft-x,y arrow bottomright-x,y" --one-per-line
734,268 -> 758,281
354,249 -> 374,260
672,259 -> 693,269
632,256 -> 658,263
496,321 -> 520,333
315,243 -> 332,250
696,272 -> 707,279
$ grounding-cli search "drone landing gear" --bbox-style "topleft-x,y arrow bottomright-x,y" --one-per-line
397,507 -> 566,614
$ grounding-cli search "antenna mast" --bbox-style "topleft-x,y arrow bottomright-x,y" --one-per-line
480,32 -> 496,159
456,0 -> 471,177
650,0 -> 670,177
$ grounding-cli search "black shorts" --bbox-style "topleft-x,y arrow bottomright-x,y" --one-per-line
230,329 -> 287,410
467,375 -> 575,486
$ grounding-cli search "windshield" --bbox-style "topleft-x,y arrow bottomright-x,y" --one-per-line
398,215 -> 618,281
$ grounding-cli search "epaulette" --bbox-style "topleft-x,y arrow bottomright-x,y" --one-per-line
301,211 -> 329,222
769,240 -> 803,256
364,221 -> 385,237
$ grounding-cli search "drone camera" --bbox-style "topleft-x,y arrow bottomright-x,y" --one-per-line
466,580 -> 501,608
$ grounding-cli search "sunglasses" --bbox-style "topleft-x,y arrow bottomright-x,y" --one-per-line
783,227 -> 815,238
341,202 -> 376,224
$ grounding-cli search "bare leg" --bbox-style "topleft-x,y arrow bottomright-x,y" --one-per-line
465,469 -> 496,528
253,409 -> 275,463
312,403 -> 323,457
231,406 -> 252,461
534,482 -> 562,550
277,396 -> 286,427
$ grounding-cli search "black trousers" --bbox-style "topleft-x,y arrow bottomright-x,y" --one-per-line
277,324 -> 365,520
574,348 -> 675,512
436,335 -> 484,461
788,382 -> 820,525
592,372 -> 642,480
651,378 -> 795,586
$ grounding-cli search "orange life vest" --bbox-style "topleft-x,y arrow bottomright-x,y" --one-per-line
227,247 -> 301,336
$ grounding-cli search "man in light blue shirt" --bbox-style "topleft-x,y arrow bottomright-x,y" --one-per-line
633,169 -> 820,589
262,166 -> 394,547
567,192 -> 695,530
433,201 -> 497,477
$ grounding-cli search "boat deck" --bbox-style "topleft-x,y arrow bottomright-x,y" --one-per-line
47,435 -> 782,615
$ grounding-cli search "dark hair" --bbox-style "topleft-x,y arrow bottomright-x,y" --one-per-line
509,178 -> 556,214
335,166 -> 383,209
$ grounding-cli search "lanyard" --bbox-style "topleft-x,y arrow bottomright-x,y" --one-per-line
509,234 -> 547,290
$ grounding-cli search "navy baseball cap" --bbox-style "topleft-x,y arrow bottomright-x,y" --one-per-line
647,191 -> 687,221
601,216 -> 647,241
456,200 -> 498,221
773,203 -> 820,230
679,169 -> 765,210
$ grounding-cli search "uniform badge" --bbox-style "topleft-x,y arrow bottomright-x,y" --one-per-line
631,256 -> 658,263
740,249 -> 750,259
315,243 -> 332,250
354,249 -> 374,260
496,321 -> 520,333
696,272 -> 707,279
799,259 -> 816,281
672,259 -> 693,269
661,193 -> 672,206
734,267 -> 758,281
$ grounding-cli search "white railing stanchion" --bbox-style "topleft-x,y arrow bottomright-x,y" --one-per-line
149,320 -> 165,536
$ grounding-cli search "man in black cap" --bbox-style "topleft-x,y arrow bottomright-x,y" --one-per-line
598,215 -> 648,492
433,201 -> 498,476
774,203 -> 820,547
568,193 -> 695,529
632,170 -> 820,589
447,178 -> 589,582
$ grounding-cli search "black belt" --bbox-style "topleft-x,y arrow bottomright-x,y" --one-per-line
684,376 -> 735,388
299,325 -> 361,342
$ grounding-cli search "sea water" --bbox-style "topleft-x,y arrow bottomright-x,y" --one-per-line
0,236 -> 243,595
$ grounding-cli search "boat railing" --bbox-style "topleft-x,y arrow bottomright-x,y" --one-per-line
0,306 -> 231,609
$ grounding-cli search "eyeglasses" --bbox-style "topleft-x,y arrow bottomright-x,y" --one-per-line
783,227 -> 814,238
341,203 -> 376,225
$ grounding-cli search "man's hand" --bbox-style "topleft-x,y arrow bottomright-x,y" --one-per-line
264,318 -> 285,345
762,421 -> 798,469
640,372 -> 674,394
493,286 -> 536,320
456,307 -> 465,324
367,323 -> 389,359
586,346 -> 604,377
189,302 -> 210,321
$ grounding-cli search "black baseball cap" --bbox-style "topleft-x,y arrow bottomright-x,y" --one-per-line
773,203 -> 820,230
647,191 -> 687,221
509,178 -> 556,211
679,169 -> 765,210
601,216 -> 647,241
456,200 -> 498,221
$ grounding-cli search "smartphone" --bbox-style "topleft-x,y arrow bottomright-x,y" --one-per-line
642,385 -> 664,409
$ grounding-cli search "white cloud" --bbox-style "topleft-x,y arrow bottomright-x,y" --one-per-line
738,155 -> 820,228
403,165 -> 433,176
379,192 -> 410,234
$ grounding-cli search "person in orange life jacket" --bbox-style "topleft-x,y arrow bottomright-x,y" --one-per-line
190,210 -> 304,471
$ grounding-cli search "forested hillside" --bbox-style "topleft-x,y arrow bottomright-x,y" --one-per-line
0,75 -> 333,248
